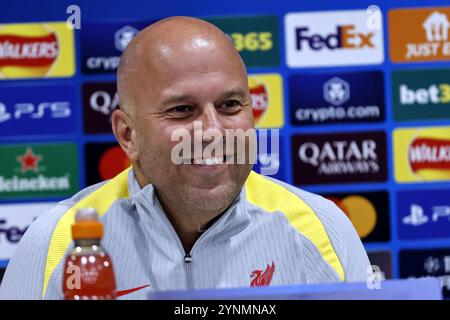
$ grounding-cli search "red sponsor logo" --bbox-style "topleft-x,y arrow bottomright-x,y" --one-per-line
250,262 -> 275,287
0,33 -> 59,67
409,137 -> 450,172
16,148 -> 42,173
250,83 -> 268,122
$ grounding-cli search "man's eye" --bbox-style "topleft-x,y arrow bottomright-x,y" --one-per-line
169,105 -> 192,113
221,100 -> 242,109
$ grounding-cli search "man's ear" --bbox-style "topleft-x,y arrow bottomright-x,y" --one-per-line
111,109 -> 139,162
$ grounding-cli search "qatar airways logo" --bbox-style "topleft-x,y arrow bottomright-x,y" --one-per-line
292,131 -> 387,185
298,140 -> 379,175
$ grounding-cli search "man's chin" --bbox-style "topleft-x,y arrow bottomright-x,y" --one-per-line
186,182 -> 239,208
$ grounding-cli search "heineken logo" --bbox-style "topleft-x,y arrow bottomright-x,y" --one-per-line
0,143 -> 78,199
16,148 -> 42,173
0,174 -> 70,193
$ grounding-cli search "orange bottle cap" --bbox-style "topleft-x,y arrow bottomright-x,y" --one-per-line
72,208 -> 103,240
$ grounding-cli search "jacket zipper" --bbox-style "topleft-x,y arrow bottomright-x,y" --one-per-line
154,197 -> 237,290
184,253 -> 193,289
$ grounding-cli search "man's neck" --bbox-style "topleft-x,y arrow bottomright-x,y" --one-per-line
156,194 -> 226,253
133,167 -> 234,253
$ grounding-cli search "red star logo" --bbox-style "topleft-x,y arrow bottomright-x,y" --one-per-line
17,148 -> 42,173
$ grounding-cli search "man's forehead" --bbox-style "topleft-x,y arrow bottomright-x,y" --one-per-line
118,17 -> 247,114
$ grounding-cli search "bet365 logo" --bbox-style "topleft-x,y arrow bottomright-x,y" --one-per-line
392,69 -> 450,121
399,83 -> 450,105
206,16 -> 280,67
229,32 -> 273,52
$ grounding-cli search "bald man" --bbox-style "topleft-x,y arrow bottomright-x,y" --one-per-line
0,17 -> 371,300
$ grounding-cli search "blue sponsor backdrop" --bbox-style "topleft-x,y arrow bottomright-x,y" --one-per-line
2,0 -> 450,293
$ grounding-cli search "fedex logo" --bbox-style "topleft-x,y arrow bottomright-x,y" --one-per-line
0,202 -> 54,260
295,25 -> 375,51
285,10 -> 384,68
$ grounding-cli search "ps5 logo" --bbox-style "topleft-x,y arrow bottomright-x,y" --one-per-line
0,102 -> 71,123
403,204 -> 450,226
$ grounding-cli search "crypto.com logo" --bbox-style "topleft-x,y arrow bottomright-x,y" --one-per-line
170,121 -> 280,176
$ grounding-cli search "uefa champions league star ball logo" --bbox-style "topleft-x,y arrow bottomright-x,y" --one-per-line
323,77 -> 350,106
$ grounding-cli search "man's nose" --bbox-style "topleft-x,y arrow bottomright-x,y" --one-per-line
200,104 -> 226,135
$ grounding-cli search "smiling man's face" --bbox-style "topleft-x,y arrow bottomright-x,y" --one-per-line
114,18 -> 254,217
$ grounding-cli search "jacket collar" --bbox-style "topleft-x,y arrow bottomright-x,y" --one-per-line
127,169 -> 251,242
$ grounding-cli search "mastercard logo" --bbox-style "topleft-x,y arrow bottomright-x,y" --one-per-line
98,146 -> 131,181
249,77 -> 269,122
328,195 -> 377,238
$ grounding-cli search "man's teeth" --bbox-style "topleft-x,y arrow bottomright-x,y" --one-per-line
194,157 -> 223,165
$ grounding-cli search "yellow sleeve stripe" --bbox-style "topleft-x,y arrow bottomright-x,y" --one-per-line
41,167 -> 131,299
245,171 -> 345,281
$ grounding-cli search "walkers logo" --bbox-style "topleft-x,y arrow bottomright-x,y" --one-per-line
397,189 -> 450,240
389,7 -> 450,63
250,262 -> 275,287
290,71 -> 385,125
85,143 -> 130,186
248,74 -> 284,128
291,131 -> 387,185
393,126 -> 450,182
0,202 -> 55,260
285,10 -> 384,68
81,20 -> 154,74
400,248 -> 450,298
206,16 -> 280,67
367,251 -> 392,279
392,69 -> 450,121
0,22 -> 74,79
0,144 -> 78,199
83,82 -> 118,134
324,191 -> 390,242
0,84 -> 76,137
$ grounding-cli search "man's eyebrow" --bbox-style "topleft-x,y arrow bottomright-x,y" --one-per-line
160,89 -> 249,108
160,94 -> 193,108
217,88 -> 249,101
